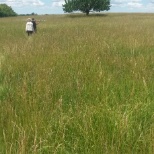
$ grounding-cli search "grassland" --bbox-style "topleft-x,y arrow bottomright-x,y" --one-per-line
0,13 -> 154,153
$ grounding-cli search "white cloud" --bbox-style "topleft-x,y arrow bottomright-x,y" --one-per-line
145,2 -> 154,11
51,0 -> 64,7
128,2 -> 143,8
111,0 -> 144,9
110,0 -> 154,13
0,0 -> 44,7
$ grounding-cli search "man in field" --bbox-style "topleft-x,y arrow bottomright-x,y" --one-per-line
31,18 -> 37,33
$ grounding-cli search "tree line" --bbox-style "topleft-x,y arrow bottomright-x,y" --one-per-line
0,4 -> 17,17
0,0 -> 111,17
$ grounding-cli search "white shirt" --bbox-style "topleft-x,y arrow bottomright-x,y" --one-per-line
26,21 -> 34,31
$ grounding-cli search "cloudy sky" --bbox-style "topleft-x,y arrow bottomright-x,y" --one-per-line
0,0 -> 153,15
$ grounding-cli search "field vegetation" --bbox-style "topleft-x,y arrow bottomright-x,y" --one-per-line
0,13 -> 154,153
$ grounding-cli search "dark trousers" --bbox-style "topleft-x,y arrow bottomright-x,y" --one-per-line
27,31 -> 33,36
33,28 -> 37,33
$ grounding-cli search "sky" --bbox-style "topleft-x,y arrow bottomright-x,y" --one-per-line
0,0 -> 153,15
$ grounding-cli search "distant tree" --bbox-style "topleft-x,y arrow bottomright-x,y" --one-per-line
19,13 -> 38,16
0,4 -> 17,17
31,12 -> 38,15
63,0 -> 110,15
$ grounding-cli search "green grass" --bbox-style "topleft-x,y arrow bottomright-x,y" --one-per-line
0,13 -> 154,153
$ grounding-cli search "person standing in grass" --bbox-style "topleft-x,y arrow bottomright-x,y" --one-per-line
25,18 -> 34,36
31,18 -> 37,33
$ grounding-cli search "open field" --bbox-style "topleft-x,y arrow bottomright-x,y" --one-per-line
0,13 -> 154,153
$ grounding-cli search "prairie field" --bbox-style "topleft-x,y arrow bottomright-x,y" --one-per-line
0,13 -> 154,153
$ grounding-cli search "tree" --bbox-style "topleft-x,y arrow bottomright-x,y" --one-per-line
63,0 -> 110,15
0,4 -> 17,17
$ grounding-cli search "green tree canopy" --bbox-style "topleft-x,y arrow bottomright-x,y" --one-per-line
63,0 -> 110,15
0,4 -> 17,17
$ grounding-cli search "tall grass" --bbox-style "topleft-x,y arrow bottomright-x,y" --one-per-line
0,13 -> 154,153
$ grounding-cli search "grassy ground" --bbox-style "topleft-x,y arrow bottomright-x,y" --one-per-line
0,13 -> 154,153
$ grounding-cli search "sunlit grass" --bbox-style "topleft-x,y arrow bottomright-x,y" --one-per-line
0,13 -> 154,153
